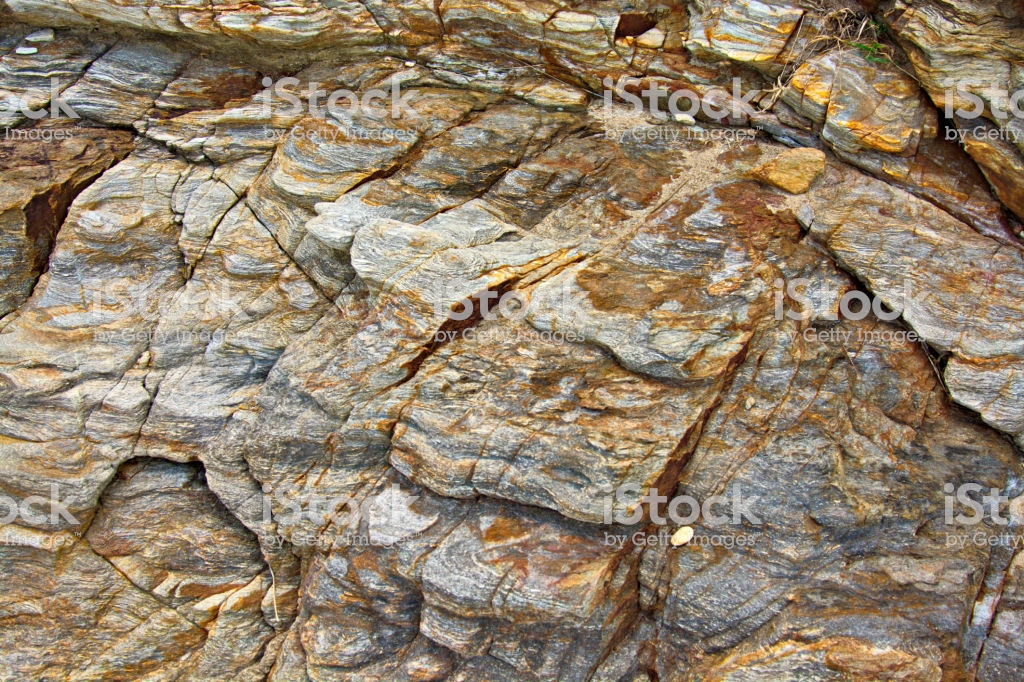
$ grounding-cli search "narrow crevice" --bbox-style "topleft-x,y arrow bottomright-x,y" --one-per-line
396,278 -> 519,386
434,0 -> 446,37
249,210 -> 344,315
81,456 -> 274,636
10,143 -> 134,314
341,102 -> 495,200
614,13 -> 657,40
82,533 -> 210,633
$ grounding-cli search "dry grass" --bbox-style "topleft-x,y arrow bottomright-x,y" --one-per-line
761,3 -> 909,109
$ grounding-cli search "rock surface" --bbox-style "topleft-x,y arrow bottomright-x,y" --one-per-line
0,120 -> 131,316
752,146 -> 825,193
1,2 -> 1023,681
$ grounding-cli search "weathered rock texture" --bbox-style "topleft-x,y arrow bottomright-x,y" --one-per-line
1,1 -> 1023,680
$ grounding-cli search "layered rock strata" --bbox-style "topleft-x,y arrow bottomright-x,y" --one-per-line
1,1 -> 1023,680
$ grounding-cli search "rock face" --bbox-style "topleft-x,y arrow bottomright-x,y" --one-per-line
0,1 -> 1023,681
0,121 -> 131,316
751,146 -> 825,193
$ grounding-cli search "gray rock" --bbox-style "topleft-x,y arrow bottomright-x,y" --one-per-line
0,5 -> 1023,679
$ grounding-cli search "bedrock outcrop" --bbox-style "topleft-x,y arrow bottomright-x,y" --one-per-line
1,1 -> 1023,680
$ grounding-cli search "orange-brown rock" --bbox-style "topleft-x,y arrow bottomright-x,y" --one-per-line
751,146 -> 825,194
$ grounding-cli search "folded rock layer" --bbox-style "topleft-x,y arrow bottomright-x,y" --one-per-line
0,1 -> 1022,680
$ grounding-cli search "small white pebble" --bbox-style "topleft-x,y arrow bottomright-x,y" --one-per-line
636,28 -> 666,50
673,112 -> 696,125
15,46 -> 38,55
671,526 -> 694,546
404,61 -> 415,67
25,28 -> 55,43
